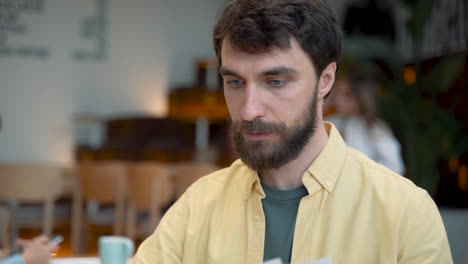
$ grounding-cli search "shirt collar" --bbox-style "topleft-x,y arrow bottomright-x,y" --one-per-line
239,122 -> 347,199
244,167 -> 265,199
303,122 -> 347,193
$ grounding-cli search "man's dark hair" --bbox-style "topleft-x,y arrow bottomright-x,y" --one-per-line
213,0 -> 342,76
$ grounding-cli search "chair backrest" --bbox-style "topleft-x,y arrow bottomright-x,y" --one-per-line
78,161 -> 127,204
0,205 -> 10,250
171,162 -> 219,199
0,163 -> 67,239
0,163 -> 65,201
72,161 -> 128,253
127,162 -> 173,210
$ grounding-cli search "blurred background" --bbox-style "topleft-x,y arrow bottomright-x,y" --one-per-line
0,0 -> 467,262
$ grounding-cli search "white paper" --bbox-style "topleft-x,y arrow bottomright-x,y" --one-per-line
262,256 -> 331,264
51,258 -> 100,264
263,258 -> 283,264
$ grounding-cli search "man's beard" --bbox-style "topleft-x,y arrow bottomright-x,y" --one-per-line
230,88 -> 318,172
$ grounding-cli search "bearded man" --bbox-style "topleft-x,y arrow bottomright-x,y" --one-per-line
132,0 -> 452,263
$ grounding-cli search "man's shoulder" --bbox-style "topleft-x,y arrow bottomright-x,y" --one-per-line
185,160 -> 251,199
193,159 -> 248,182
343,146 -> 426,199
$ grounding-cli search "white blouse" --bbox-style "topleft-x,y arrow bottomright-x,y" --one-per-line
327,116 -> 406,175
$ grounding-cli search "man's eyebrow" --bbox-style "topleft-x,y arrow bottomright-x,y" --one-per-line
260,66 -> 298,76
219,67 -> 239,76
219,66 -> 298,77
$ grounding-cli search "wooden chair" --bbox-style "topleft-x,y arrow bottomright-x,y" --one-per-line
170,162 -> 220,199
71,161 -> 127,253
0,163 -> 67,247
125,162 -> 173,239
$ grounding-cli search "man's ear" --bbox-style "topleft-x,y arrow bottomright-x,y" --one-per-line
317,62 -> 337,99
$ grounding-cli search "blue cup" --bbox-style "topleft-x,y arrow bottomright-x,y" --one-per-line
99,236 -> 134,264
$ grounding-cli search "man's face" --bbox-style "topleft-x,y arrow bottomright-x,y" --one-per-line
220,38 -> 320,171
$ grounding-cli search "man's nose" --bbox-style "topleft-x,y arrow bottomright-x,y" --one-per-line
241,85 -> 266,122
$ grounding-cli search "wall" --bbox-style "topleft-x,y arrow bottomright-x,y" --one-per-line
0,0 -> 225,166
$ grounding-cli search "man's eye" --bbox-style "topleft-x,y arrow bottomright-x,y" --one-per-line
226,79 -> 244,88
267,79 -> 288,87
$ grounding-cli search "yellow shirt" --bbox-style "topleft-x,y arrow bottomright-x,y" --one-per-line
132,123 -> 452,264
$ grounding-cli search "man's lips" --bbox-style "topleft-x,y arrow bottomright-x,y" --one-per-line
243,131 -> 273,140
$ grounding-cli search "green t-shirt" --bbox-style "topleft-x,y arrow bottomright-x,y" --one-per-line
261,183 -> 309,263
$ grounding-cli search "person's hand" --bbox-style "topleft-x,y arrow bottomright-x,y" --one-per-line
18,235 -> 58,264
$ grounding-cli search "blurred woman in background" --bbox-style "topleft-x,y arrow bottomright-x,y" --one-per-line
0,207 -> 56,264
0,235 -> 56,264
326,72 -> 405,174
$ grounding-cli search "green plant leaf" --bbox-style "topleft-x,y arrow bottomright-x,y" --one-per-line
399,0 -> 416,9
421,54 -> 465,96
454,134 -> 468,155
342,36 -> 401,71
407,0 -> 434,43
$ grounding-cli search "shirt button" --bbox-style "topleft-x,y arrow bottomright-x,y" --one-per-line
254,216 -> 259,221
326,180 -> 332,187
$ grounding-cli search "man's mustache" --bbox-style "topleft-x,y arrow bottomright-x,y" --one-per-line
232,118 -> 286,133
